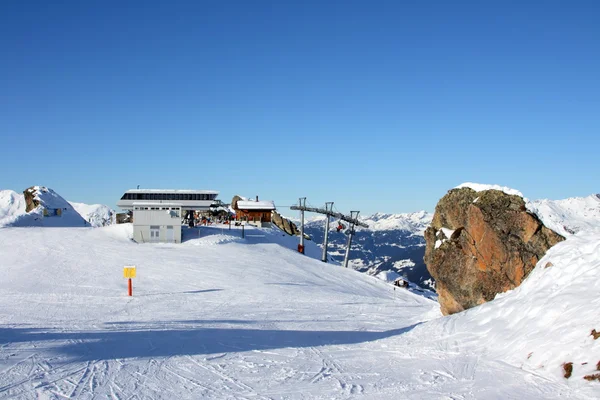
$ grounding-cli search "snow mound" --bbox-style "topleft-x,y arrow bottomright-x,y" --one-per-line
87,223 -> 134,242
1,186 -> 89,227
413,231 -> 600,390
0,190 -> 26,226
455,182 -> 524,198
529,194 -> 600,236
69,202 -> 115,227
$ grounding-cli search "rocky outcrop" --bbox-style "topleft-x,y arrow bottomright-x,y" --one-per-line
23,187 -> 41,212
424,187 -> 564,315
231,195 -> 243,211
272,210 -> 301,236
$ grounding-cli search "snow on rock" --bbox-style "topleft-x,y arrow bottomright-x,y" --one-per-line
1,186 -> 89,227
529,194 -> 600,236
69,201 -> 115,227
455,182 -> 525,198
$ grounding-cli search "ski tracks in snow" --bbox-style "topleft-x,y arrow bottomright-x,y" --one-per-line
307,346 -> 364,397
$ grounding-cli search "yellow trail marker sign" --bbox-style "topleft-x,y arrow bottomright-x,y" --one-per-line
123,266 -> 136,278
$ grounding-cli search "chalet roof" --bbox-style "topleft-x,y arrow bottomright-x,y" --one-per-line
236,200 -> 276,210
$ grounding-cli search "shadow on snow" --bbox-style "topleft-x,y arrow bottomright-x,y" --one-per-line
0,321 -> 421,362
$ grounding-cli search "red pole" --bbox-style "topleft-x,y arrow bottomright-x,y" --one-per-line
128,278 -> 132,296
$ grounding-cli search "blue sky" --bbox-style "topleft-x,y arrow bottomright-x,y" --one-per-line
1,1 -> 598,215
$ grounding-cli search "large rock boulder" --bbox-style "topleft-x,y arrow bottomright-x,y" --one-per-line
23,187 -> 41,212
272,210 -> 301,236
424,187 -> 564,315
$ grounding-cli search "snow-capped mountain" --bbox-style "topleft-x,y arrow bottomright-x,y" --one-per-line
0,187 -> 114,228
69,202 -> 115,227
529,194 -> 600,237
0,187 -> 89,227
299,211 -> 434,290
0,190 -> 25,226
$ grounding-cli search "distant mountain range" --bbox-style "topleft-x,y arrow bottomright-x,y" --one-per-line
294,211 -> 435,290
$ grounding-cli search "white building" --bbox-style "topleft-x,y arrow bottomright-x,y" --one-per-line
117,189 -> 220,244
131,203 -> 183,243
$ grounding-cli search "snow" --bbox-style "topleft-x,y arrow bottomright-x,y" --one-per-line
529,194 -> 600,236
440,227 -> 455,239
455,182 -> 525,198
360,211 -> 432,234
236,200 -> 276,210
0,190 -> 26,226
412,231 -> 600,393
1,188 -> 116,228
0,221 -> 597,399
69,201 -> 115,227
0,187 -> 89,228
375,270 -> 401,282
303,211 -> 433,235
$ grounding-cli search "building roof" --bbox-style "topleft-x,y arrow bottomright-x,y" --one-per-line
126,189 -> 218,194
132,202 -> 183,207
236,200 -> 276,210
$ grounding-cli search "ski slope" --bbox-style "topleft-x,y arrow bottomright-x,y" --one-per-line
0,223 -> 597,399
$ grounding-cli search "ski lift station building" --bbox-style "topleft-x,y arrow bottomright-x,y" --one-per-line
117,189 -> 219,244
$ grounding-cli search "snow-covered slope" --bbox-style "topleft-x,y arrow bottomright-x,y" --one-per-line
0,223 -> 596,399
0,187 -> 89,227
406,231 -> 600,392
69,201 -> 115,227
529,194 -> 600,236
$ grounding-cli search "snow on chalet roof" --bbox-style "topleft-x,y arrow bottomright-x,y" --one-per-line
237,200 -> 276,210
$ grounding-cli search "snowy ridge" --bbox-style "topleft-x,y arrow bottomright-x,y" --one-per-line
0,187 -> 89,227
0,190 -> 26,226
0,188 -> 117,228
69,201 -> 115,227
360,210 -> 432,234
302,211 -> 433,234
529,194 -> 600,236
